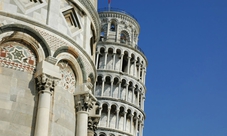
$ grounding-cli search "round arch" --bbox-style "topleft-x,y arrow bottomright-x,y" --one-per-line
0,24 -> 50,57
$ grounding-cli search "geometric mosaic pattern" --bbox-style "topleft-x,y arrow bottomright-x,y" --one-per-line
0,42 -> 37,74
58,60 -> 76,93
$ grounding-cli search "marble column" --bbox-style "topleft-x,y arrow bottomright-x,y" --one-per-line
107,106 -> 111,127
141,67 -> 145,81
95,51 -> 100,69
130,114 -> 134,134
119,54 -> 124,72
125,83 -> 129,101
104,51 -> 108,69
133,60 -> 136,76
139,120 -> 143,136
101,77 -> 105,96
118,81 -> 122,99
127,56 -> 131,74
74,85 -> 97,136
142,95 -> 145,110
34,60 -> 61,136
112,52 -> 116,70
123,111 -> 127,131
143,68 -> 147,84
116,108 -> 120,129
134,117 -> 139,136
132,86 -> 135,104
138,63 -> 141,79
137,92 -> 140,107
110,79 -> 114,97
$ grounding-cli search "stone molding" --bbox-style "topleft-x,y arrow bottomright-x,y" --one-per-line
97,42 -> 148,65
96,97 -> 146,119
99,12 -> 140,32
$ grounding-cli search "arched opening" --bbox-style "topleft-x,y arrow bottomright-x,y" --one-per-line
110,105 -> 117,128
110,21 -> 116,31
100,104 -> 108,127
120,30 -> 129,44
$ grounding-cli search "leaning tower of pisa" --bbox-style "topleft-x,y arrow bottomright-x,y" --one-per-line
94,8 -> 148,136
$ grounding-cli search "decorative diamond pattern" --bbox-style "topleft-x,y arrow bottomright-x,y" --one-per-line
0,42 -> 37,73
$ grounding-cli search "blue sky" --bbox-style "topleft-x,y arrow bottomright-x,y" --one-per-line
98,0 -> 227,136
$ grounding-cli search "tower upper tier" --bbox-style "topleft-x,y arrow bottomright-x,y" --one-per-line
99,8 -> 140,48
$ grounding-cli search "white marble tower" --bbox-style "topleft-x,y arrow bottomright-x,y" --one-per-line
94,8 -> 148,136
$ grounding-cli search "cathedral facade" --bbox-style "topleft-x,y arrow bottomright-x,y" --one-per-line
0,0 -> 147,136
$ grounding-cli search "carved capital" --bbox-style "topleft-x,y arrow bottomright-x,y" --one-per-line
75,93 -> 93,112
88,116 -> 100,132
36,74 -> 59,93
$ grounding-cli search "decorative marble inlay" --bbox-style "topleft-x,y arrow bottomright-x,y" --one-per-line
58,60 -> 76,93
12,49 -> 25,61
0,42 -> 37,74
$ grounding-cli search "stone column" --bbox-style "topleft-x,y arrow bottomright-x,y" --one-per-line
137,92 -> 140,107
141,67 -> 145,81
123,111 -> 127,131
107,106 -> 111,127
116,24 -> 119,43
127,56 -> 131,74
110,79 -> 114,97
95,51 -> 100,69
134,117 -> 139,136
132,86 -> 135,104
77,111 -> 89,136
142,95 -> 145,110
101,77 -> 105,96
130,113 -> 134,134
104,51 -> 108,69
133,60 -> 136,76
143,68 -> 147,84
116,108 -> 120,129
138,63 -> 141,79
125,83 -> 129,101
34,60 -> 61,136
119,54 -> 124,72
112,52 -> 116,70
141,123 -> 144,136
139,120 -> 143,136
118,81 -> 122,99
74,85 -> 97,136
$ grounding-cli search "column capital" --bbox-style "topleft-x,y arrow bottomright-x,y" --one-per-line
88,116 -> 100,131
36,74 -> 59,93
129,113 -> 134,118
102,77 -> 105,81
74,84 -> 97,112
123,111 -> 127,115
